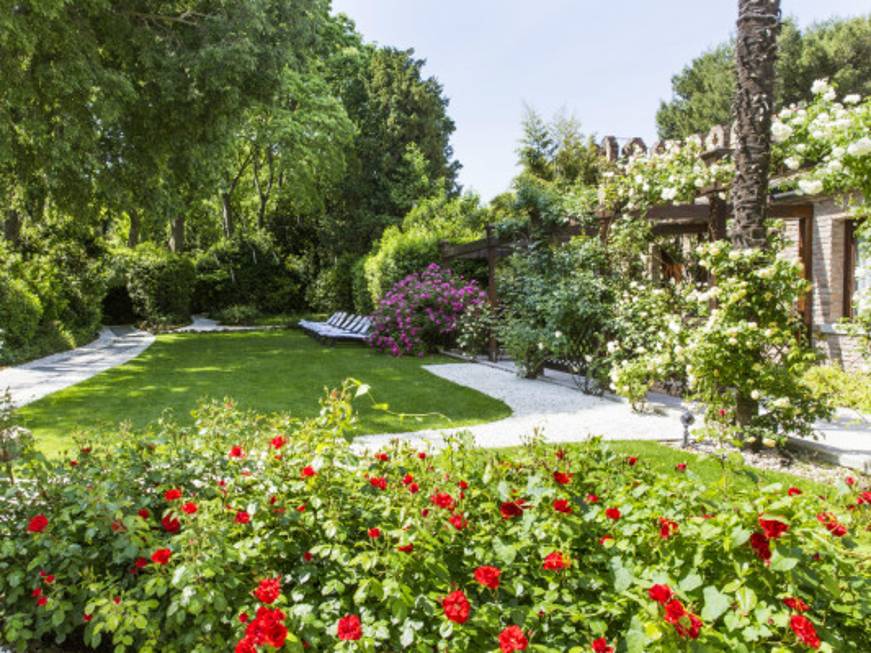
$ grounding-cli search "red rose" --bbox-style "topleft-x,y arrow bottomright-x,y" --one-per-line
374,452 -> 389,461
553,471 -> 573,485
500,499 -> 525,519
783,597 -> 810,612
164,488 -> 182,501
229,445 -> 244,458
137,508 -> 150,519
369,476 -> 387,490
591,637 -> 614,653
449,513 -> 467,530
599,534 -> 614,545
418,451 -> 427,460
271,435 -> 286,449
301,465 -> 316,478
858,491 -> 871,505
498,625 -> 528,652
816,512 -> 847,537
790,614 -> 821,649
161,515 -> 181,533
32,587 -> 42,597
845,476 -> 855,486
235,511 -> 251,524
402,473 -> 414,485
40,572 -> 55,584
36,596 -> 47,606
663,599 -> 702,639
442,589 -> 471,624
458,480 -> 469,489
151,548 -> 172,565
675,463 -> 687,472
586,494 -> 599,504
303,551 -> 313,562
27,514 -> 48,533
626,456 -> 637,466
397,543 -> 414,553
181,502 -> 198,515
113,596 -> 121,605
83,614 -> 93,622
254,578 -> 281,604
758,517 -> 789,539
555,449 -> 566,460
408,482 -> 420,494
648,584 -> 672,604
658,517 -> 679,539
367,527 -> 381,538
235,638 -> 256,653
245,606 -> 287,648
605,507 -> 621,520
69,459 -> 78,467
134,557 -> 149,569
474,565 -> 501,589
542,550 -> 569,571
788,487 -> 802,496
337,614 -> 362,640
239,612 -> 249,623
749,532 -> 771,562
553,499 -> 573,514
431,492 -> 456,511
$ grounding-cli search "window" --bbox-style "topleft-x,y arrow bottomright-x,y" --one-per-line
844,220 -> 870,319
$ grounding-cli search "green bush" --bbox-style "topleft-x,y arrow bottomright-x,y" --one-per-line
194,232 -> 306,314
350,257 -> 373,315
1,384 -> 868,652
124,245 -> 195,325
804,364 -> 871,413
213,304 -> 262,326
305,255 -> 355,313
0,274 -> 42,352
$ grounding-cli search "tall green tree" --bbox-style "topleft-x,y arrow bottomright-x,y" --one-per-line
656,15 -> 871,139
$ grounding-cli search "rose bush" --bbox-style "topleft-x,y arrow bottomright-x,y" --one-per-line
2,384 -> 869,652
369,264 -> 486,357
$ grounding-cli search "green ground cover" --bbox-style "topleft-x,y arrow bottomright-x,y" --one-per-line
18,330 -> 510,456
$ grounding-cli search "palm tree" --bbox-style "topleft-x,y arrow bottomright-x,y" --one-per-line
731,0 -> 781,440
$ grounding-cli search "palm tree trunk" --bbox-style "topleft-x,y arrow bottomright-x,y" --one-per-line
732,0 -> 781,447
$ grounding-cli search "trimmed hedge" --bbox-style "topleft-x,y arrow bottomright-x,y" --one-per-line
124,245 -> 195,326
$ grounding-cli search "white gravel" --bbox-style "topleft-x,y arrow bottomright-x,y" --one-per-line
0,327 -> 155,408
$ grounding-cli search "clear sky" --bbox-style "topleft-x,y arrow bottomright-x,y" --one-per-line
331,0 -> 869,201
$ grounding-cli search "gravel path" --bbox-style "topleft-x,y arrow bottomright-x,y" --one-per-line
172,315 -> 272,333
0,327 -> 154,408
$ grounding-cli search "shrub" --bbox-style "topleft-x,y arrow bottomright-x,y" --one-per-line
0,274 -> 42,352
305,255 -> 355,313
194,232 -> 306,314
1,385 -> 868,652
350,257 -> 373,315
456,301 -> 495,357
124,244 -> 196,325
804,364 -> 871,413
213,304 -> 262,326
369,264 -> 485,356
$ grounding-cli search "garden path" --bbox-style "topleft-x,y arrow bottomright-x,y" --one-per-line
0,327 -> 155,408
357,360 -> 871,473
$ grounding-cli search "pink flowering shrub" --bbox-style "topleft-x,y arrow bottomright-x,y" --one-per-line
369,263 -> 486,356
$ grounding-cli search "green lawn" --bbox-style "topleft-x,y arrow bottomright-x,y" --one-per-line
18,330 -> 511,456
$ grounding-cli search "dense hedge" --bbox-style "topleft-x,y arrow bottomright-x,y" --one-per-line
1,383 -> 868,652
123,245 -> 196,326
305,254 -> 356,313
194,232 -> 307,315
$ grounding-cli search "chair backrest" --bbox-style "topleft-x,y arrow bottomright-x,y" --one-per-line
327,312 -> 345,326
342,315 -> 364,332
350,317 -> 371,334
335,313 -> 356,329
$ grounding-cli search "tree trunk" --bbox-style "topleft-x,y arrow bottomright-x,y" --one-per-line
731,0 -> 780,250
3,209 -> 21,244
732,0 -> 781,447
128,209 -> 141,248
221,191 -> 234,238
169,215 -> 185,253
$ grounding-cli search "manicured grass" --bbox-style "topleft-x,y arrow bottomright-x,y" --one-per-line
18,330 -> 511,456
590,441 -> 833,496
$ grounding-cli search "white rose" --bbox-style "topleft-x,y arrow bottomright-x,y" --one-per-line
797,178 -> 823,195
811,79 -> 830,95
795,143 -> 807,153
784,156 -> 800,171
823,89 -> 836,102
847,137 -> 871,157
750,389 -> 761,400
827,159 -> 843,173
554,330 -> 562,339
771,121 -> 793,143
843,94 -> 861,105
661,187 -> 678,201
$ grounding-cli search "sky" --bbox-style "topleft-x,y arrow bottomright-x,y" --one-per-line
330,0 -> 869,201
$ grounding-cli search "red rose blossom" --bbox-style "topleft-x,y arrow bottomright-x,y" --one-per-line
367,527 -> 381,538
586,494 -> 599,504
599,534 -> 614,545
675,463 -> 687,472
648,584 -> 672,604
301,465 -> 316,478
408,482 -> 420,494
137,508 -> 150,519
229,445 -> 244,458
36,596 -> 47,606
134,557 -> 148,569
758,517 -> 789,539
337,614 -> 362,640
442,589 -> 471,624
161,515 -> 181,533
790,614 -> 821,649
500,499 -> 525,519
663,599 -> 702,639
431,492 -> 456,511
239,612 -> 249,623
164,488 -> 182,501
418,451 -> 427,460
83,613 -> 93,622
553,471 -> 573,485
542,550 -> 569,571
659,517 -> 679,539
626,456 -> 637,466
783,597 -> 810,612
181,502 -> 198,515
605,507 -> 621,520
234,510 -> 251,524
402,473 -> 414,485
151,548 -> 172,565
788,487 -> 802,496
303,551 -> 313,562
27,514 -> 48,533
449,513 -> 467,530
254,578 -> 281,604
749,532 -> 771,562
397,543 -> 414,553
271,435 -> 286,449
369,476 -> 387,490
553,498 -> 573,514
591,637 -> 614,653
474,565 -> 501,589
498,625 -> 528,652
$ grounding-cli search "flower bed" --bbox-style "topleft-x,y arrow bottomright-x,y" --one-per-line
1,384 -> 869,652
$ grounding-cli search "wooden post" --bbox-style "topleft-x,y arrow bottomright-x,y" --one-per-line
486,224 -> 498,362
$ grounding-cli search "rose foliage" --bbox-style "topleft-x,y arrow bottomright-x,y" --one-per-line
1,384 -> 869,652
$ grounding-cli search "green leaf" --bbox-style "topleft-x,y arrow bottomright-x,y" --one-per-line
701,585 -> 731,622
679,573 -> 703,593
769,550 -> 799,572
493,537 -> 517,565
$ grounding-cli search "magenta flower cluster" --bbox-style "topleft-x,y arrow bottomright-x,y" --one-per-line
369,263 -> 486,357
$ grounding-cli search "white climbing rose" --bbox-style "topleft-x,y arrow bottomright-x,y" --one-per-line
847,137 -> 871,157
661,187 -> 678,201
843,94 -> 861,105
797,178 -> 824,195
811,79 -> 830,95
771,121 -> 793,143
784,157 -> 801,171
